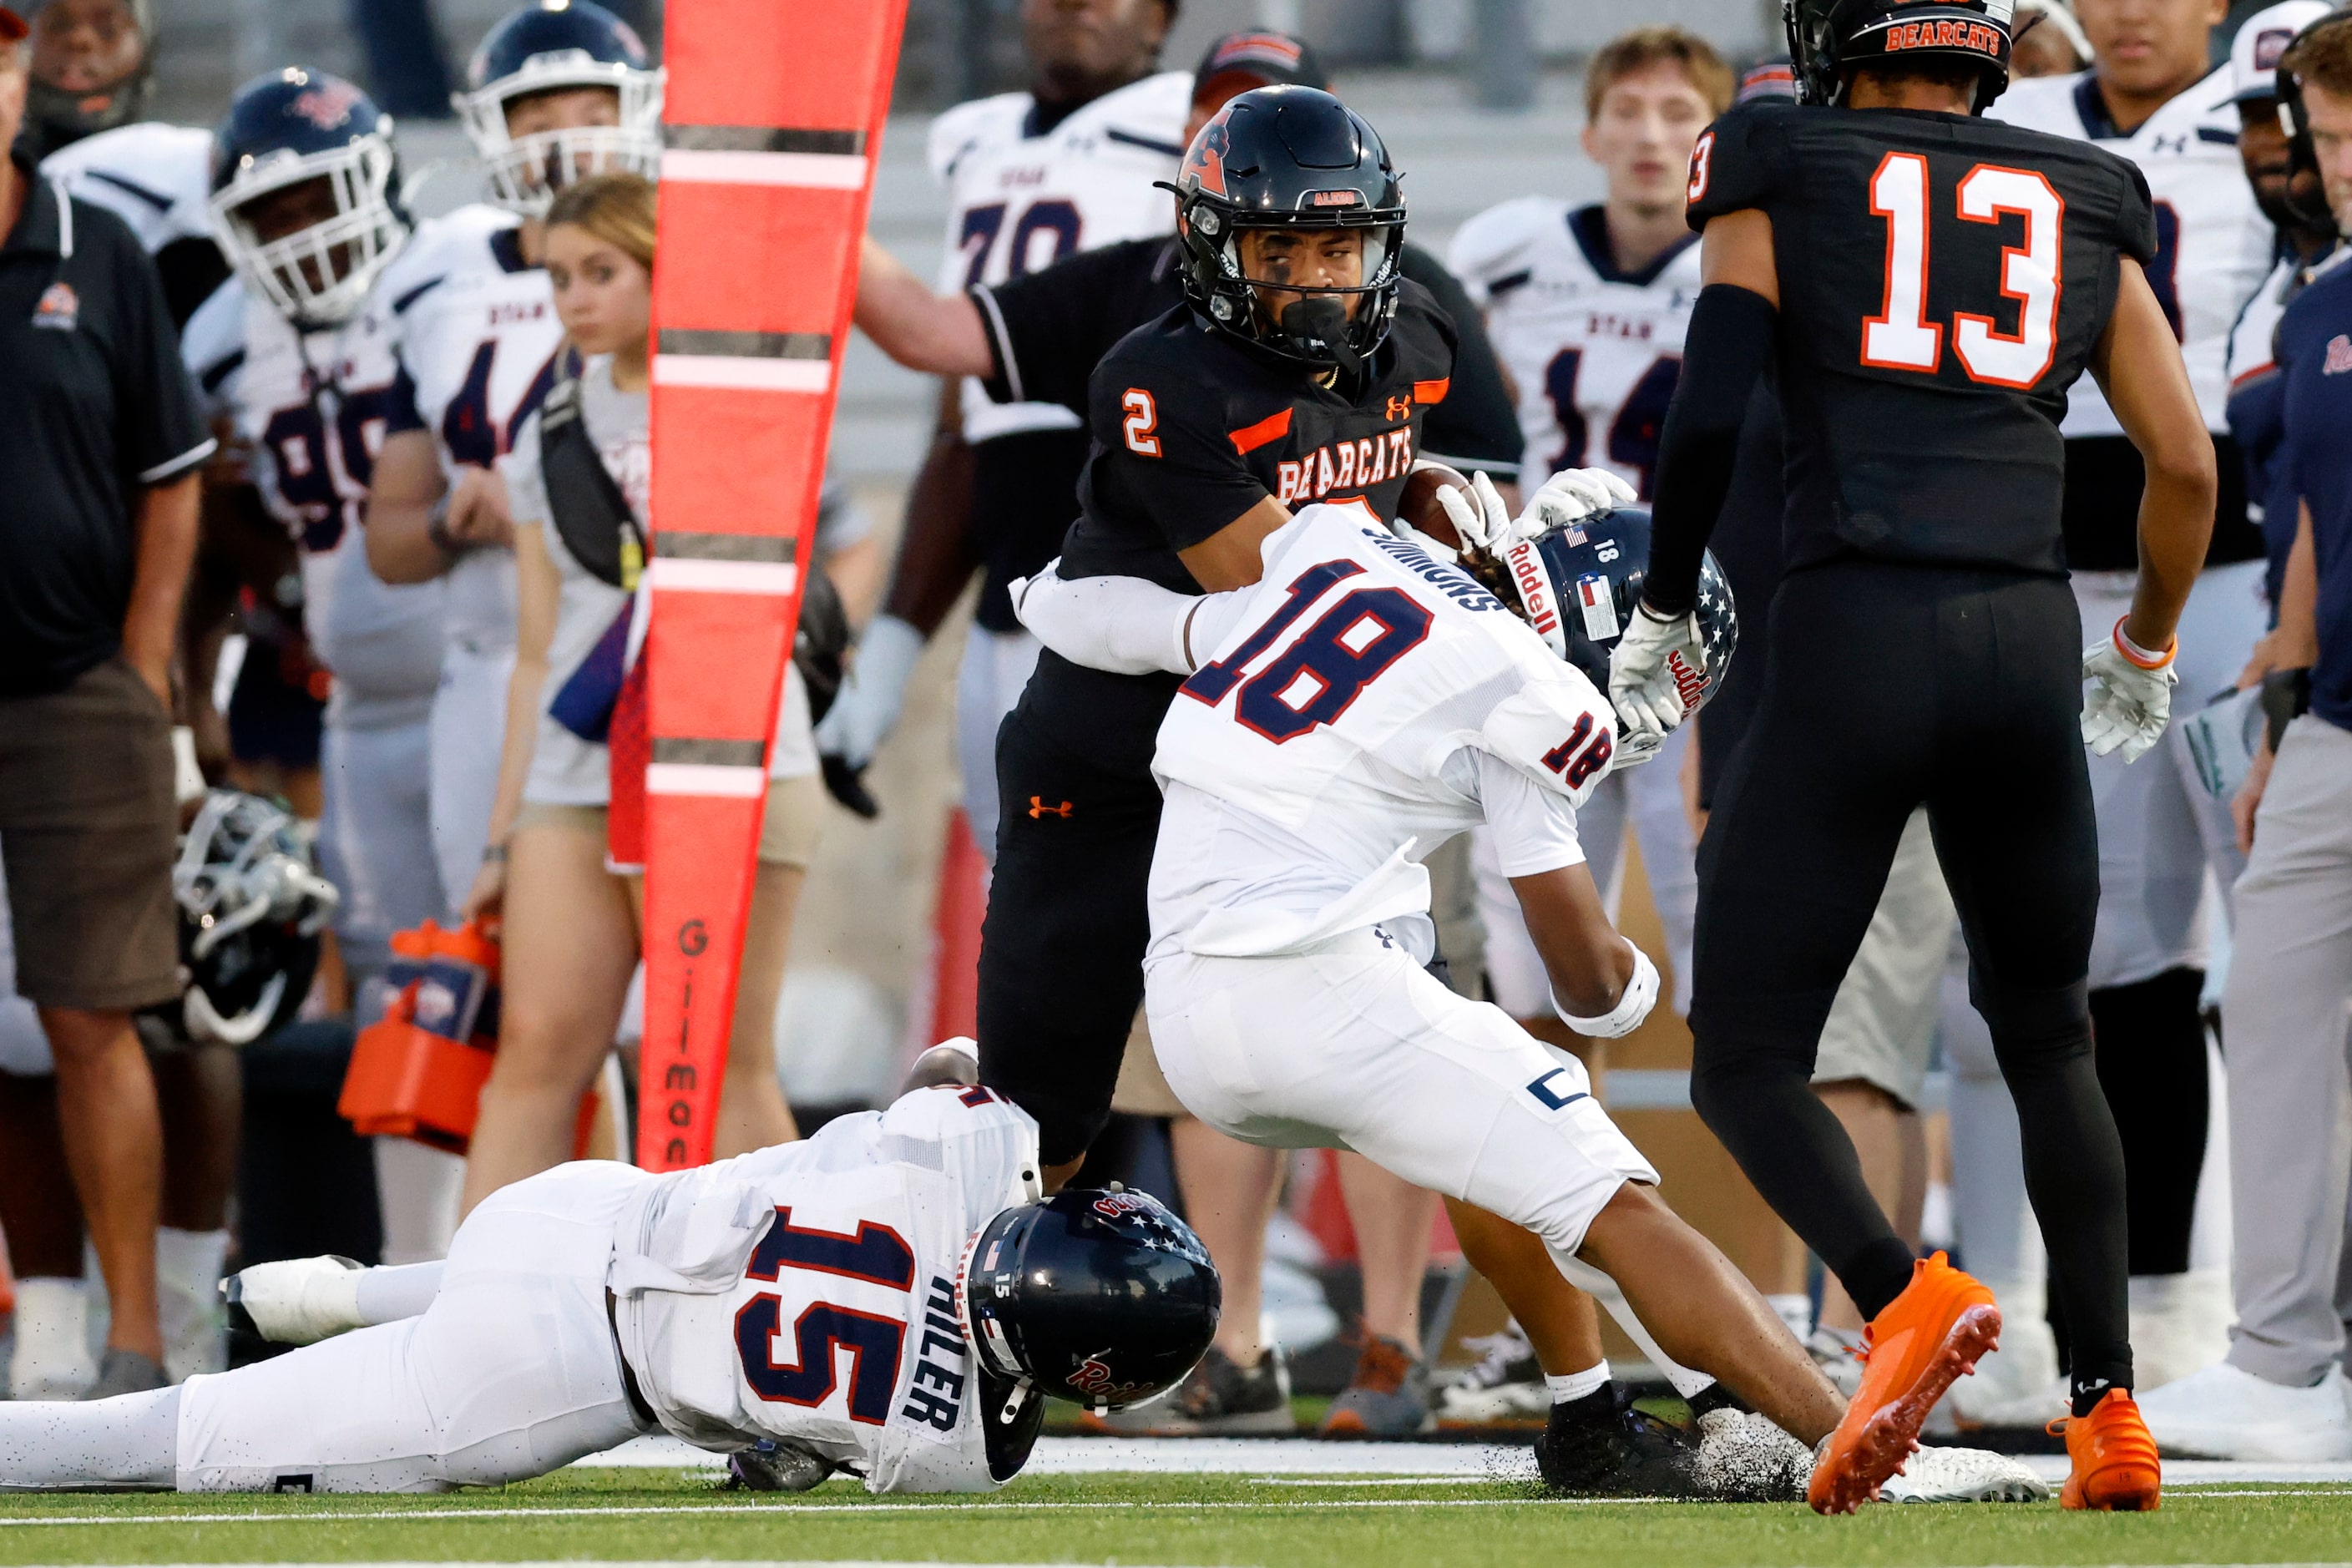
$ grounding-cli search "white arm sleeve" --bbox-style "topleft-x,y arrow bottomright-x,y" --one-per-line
1008,565 -> 1200,676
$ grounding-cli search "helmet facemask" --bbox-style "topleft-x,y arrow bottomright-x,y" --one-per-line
212,139 -> 407,327
455,55 -> 663,218
1194,210 -> 1404,375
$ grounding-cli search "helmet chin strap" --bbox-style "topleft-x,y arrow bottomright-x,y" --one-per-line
1278,296 -> 1363,377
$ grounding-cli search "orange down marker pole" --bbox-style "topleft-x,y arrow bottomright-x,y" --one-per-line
640,0 -> 909,1170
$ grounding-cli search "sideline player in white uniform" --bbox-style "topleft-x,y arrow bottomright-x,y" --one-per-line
1446,28 -> 1731,1048
817,0 -> 1187,859
0,1084 -> 1220,1495
1989,0 -> 2272,1388
200,69 -> 447,988
363,0 -> 660,910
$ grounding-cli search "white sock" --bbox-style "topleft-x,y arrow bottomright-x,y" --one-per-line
7,1277 -> 97,1400
0,1383 -> 180,1487
1545,1363 -> 1611,1404
354,1261 -> 447,1325
157,1227 -> 231,1381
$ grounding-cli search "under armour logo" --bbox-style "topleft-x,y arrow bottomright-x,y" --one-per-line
2150,133 -> 2188,155
1028,797 -> 1074,819
1386,393 -> 1412,422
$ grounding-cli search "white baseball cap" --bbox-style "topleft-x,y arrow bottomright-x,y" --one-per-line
2233,0 -> 2335,104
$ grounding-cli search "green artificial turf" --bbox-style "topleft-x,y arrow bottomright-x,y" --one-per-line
1,1467 -> 2347,1567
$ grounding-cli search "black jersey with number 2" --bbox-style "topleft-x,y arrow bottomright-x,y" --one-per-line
1687,100 -> 2156,578
1015,278 -> 1458,773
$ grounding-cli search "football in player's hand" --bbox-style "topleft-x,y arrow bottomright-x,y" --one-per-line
1398,461 -> 1474,551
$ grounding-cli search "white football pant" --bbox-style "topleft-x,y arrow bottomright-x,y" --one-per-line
427,643 -> 514,916
173,1161 -> 648,1491
319,710 -> 443,979
1146,927 -> 1658,1262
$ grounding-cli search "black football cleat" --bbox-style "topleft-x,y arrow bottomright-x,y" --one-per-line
726,1439 -> 837,1492
1534,1383 -> 1702,1497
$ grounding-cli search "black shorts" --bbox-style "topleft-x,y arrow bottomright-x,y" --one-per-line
974,701 -> 1165,1167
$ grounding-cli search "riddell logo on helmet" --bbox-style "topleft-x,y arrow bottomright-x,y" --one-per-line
1882,18 -> 2002,55
1667,650 -> 1706,708
1091,1191 -> 1153,1221
1505,542 -> 1560,642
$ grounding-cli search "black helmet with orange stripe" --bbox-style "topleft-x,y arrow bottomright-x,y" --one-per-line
1158,84 -> 1407,375
1785,0 -> 2015,111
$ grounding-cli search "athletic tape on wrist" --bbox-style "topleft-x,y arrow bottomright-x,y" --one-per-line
1554,943 -> 1660,1039
2112,617 -> 2176,670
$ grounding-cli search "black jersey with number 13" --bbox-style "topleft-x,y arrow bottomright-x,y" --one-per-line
1687,100 -> 2157,578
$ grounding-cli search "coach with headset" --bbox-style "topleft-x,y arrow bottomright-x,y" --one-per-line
0,3 -> 211,1398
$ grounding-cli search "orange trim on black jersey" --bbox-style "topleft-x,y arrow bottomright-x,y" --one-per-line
1413,377 -> 1450,404
1228,406 -> 1294,455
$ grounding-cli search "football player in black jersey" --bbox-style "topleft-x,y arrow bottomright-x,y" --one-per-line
1611,0 -> 2216,1513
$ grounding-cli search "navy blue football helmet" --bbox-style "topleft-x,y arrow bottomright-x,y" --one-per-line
1163,85 -> 1408,374
1499,507 -> 1739,724
457,0 -> 663,215
959,1187 -> 1220,1414
210,68 -> 407,326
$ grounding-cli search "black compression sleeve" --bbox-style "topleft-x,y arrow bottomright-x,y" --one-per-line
1642,283 -> 1777,615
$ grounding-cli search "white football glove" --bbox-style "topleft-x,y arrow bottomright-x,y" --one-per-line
1608,603 -> 1707,739
1516,466 -> 1639,540
2081,623 -> 2178,763
813,614 -> 925,770
1430,468 -> 1514,554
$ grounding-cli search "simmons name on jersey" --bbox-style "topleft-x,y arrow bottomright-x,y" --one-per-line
1448,197 -> 1697,498
614,1085 -> 1045,1494
1990,68 -> 2273,436
377,204 -> 568,643
1149,503 -> 1616,966
929,69 -> 1191,444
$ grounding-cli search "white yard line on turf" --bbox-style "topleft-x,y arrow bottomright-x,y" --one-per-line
0,1499 -> 1667,1529
584,1435 -> 1524,1476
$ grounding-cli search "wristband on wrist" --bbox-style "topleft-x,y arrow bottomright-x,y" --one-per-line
2112,617 -> 2176,670
1553,943 -> 1661,1040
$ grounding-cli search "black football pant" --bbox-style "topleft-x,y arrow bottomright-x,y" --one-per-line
1687,561 -> 2133,1404
975,707 -> 1163,1169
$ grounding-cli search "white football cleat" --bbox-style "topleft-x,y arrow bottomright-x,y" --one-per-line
1435,1323 -> 1548,1423
2127,1270 -> 2233,1393
222,1255 -> 366,1346
1880,1444 -> 2049,1503
1692,1408 -> 1813,1501
2136,1360 -> 2352,1461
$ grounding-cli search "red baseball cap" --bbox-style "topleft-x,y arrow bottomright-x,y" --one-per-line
0,6 -> 28,43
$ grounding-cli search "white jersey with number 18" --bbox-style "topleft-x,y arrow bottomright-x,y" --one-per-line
1148,504 -> 1611,968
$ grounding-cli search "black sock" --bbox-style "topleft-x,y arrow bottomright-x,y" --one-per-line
2090,967 -> 2209,1277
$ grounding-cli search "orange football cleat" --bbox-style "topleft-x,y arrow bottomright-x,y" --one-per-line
2053,1388 -> 2162,1510
1808,1252 -> 2001,1515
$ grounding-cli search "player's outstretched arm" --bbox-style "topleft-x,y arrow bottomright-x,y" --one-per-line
854,235 -> 993,379
2092,255 -> 2217,656
1509,863 -> 1656,1038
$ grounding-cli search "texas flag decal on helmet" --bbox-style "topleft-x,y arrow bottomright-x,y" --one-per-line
1576,573 -> 1621,643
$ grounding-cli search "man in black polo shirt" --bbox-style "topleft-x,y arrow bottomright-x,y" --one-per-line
0,3 -> 212,1397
